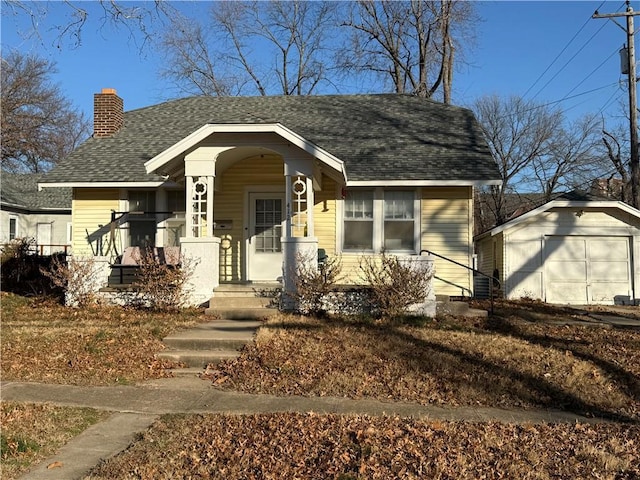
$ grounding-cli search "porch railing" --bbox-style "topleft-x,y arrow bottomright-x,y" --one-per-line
420,249 -> 500,315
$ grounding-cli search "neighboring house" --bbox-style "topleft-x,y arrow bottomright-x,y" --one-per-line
40,89 -> 501,305
1,173 -> 72,254
475,191 -> 640,305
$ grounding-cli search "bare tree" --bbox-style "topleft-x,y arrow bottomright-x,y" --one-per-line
342,0 -> 476,103
2,0 -> 174,50
599,121 -> 634,204
528,114 -> 604,201
472,95 -> 563,225
160,1 -> 339,97
1,51 -> 90,173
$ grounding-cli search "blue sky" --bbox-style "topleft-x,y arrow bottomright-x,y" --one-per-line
1,1 -> 635,126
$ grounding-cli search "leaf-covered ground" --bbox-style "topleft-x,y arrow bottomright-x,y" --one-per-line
206,304 -> 640,422
1,402 -> 109,480
0,292 -> 209,385
87,413 -> 640,480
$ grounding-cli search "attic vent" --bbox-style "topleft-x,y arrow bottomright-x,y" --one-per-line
94,88 -> 124,138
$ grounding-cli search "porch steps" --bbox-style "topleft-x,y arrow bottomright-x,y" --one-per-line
436,295 -> 488,318
205,283 -> 281,319
157,284 -> 280,375
157,319 -> 261,374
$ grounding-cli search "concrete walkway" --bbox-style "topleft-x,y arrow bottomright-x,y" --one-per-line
2,375 -> 613,480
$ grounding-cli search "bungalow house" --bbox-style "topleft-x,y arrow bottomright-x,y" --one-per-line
39,89 -> 501,306
1,173 -> 72,254
475,192 -> 640,305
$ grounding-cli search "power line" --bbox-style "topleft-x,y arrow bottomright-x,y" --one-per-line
531,21 -> 609,100
496,82 -> 620,121
522,0 -> 606,99
561,47 -> 618,100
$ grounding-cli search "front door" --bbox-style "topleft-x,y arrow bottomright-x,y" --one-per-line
247,193 -> 285,282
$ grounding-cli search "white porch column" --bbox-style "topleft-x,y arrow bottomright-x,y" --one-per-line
180,236 -> 221,306
185,147 -> 228,238
284,174 -> 293,238
182,146 -> 229,304
281,237 -> 318,311
282,157 -> 317,310
306,176 -> 314,237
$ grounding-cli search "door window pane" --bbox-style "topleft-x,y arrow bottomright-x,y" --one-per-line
255,198 -> 282,253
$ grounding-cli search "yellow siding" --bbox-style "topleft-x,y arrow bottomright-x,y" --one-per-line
214,155 -> 284,282
421,187 -> 473,296
313,176 -> 337,255
72,188 -> 119,256
336,186 -> 475,295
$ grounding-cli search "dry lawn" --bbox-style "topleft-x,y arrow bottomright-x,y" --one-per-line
0,292 -> 209,385
2,294 -> 639,479
87,413 -> 640,480
207,302 -> 640,422
1,402 -> 109,480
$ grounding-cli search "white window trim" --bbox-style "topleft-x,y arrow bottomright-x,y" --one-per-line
339,188 -> 421,254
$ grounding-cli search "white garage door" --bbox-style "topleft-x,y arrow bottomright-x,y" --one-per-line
544,236 -> 631,304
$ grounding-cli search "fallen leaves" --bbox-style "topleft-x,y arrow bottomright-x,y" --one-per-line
87,413 -> 640,480
205,312 -> 640,421
1,293 -> 208,386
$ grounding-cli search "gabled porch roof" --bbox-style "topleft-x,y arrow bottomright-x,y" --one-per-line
144,123 -> 347,184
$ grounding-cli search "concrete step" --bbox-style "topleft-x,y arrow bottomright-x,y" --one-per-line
205,307 -> 279,319
168,367 -> 210,377
159,319 -> 261,370
157,349 -> 241,368
213,283 -> 281,298
209,296 -> 275,309
162,336 -> 251,351
163,320 -> 260,350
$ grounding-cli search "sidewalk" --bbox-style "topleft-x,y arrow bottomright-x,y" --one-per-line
3,375 -> 606,480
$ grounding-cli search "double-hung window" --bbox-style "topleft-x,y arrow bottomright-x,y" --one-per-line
383,191 -> 415,250
343,189 -> 418,253
343,190 -> 374,250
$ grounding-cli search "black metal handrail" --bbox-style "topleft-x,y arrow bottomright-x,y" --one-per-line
420,249 -> 500,315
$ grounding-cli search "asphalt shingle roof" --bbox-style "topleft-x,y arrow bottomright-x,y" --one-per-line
1,173 -> 72,211
42,94 -> 501,184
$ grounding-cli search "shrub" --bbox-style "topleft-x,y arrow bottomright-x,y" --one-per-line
291,252 -> 344,316
130,247 -> 196,311
359,252 -> 433,319
1,238 -> 65,298
42,255 -> 103,307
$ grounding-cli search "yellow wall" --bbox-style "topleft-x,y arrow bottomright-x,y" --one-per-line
72,188 -> 119,256
420,187 -> 473,296
71,179 -> 475,298
313,176 -> 337,255
336,186 -> 474,297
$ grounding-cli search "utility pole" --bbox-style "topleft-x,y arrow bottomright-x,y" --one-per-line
593,1 -> 640,209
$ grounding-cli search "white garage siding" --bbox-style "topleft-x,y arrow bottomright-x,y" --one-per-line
476,201 -> 640,306
544,236 -> 631,304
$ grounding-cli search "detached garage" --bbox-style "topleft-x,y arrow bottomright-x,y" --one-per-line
475,196 -> 640,305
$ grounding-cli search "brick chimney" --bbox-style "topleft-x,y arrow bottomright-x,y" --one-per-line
93,88 -> 123,137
